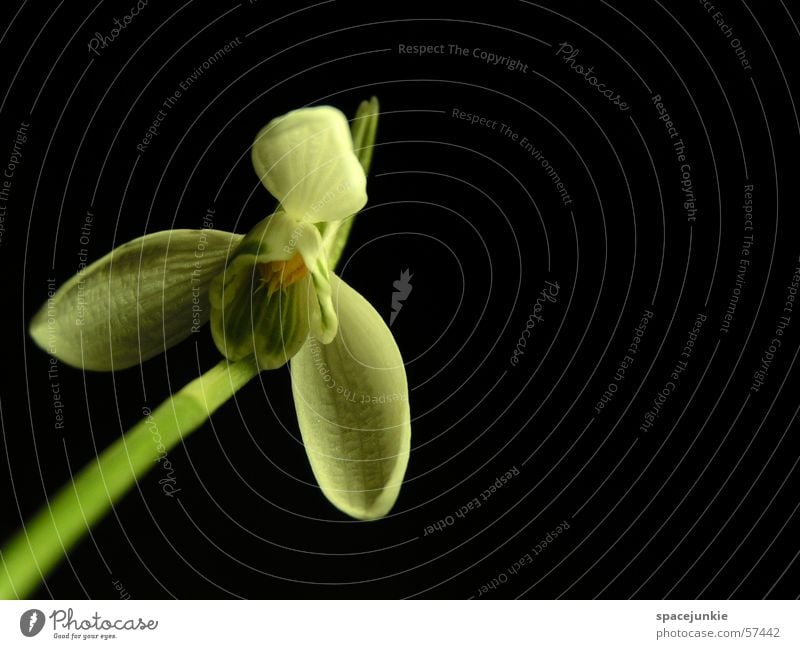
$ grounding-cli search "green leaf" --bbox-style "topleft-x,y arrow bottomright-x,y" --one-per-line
251,106 -> 367,223
0,357 -> 259,599
290,273 -> 410,520
29,229 -> 244,371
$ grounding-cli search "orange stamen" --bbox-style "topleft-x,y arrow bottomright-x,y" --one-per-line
259,253 -> 309,296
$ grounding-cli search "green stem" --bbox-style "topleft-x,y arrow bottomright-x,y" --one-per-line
0,356 -> 259,599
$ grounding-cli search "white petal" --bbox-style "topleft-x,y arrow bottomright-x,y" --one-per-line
30,229 -> 243,371
290,274 -> 410,519
252,106 -> 367,223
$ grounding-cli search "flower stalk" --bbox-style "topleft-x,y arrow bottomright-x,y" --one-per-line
0,357 -> 258,599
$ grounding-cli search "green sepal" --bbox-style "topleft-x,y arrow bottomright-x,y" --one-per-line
290,273 -> 410,519
29,229 -> 243,371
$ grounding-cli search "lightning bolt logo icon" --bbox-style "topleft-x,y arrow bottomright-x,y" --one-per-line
390,269 -> 413,326
20,609 -> 45,637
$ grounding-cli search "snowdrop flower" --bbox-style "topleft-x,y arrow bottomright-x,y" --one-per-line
211,105 -> 369,369
6,98 -> 409,599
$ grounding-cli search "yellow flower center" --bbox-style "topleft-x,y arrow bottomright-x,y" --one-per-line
259,252 -> 309,296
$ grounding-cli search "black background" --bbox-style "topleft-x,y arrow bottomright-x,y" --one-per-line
1,0 -> 799,599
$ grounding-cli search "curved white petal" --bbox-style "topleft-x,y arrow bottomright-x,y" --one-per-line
29,229 -> 243,371
251,106 -> 367,223
290,274 -> 410,520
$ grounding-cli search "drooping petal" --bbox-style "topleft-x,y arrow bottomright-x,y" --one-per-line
290,274 -> 411,520
208,211 -> 337,369
251,106 -> 367,223
29,229 -> 243,371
